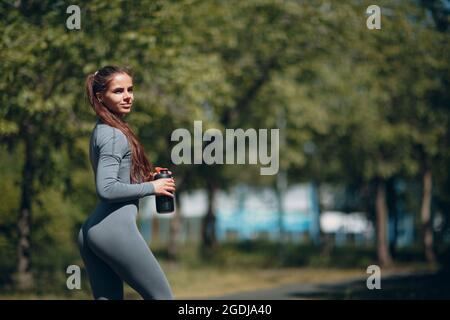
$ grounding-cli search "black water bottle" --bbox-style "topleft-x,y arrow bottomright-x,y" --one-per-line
154,168 -> 175,213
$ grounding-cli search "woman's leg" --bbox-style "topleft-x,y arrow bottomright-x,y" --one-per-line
78,227 -> 124,300
84,207 -> 173,300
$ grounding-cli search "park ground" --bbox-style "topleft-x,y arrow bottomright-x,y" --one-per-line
1,241 -> 448,300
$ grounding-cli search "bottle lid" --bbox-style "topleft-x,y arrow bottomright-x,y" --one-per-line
154,167 -> 169,173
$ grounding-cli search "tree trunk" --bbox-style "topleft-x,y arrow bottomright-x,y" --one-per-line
310,181 -> 321,246
15,127 -> 35,290
201,182 -> 217,254
168,193 -> 182,261
376,178 -> 393,267
386,177 -> 398,258
275,171 -> 287,242
421,168 -> 436,263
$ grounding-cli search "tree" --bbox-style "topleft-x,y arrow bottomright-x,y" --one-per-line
0,1 -> 95,288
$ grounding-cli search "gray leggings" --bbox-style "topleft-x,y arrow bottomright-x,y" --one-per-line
78,201 -> 173,300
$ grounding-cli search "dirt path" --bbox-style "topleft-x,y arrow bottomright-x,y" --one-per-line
194,269 -> 449,300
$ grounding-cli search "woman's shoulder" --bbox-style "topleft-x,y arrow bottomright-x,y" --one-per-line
93,121 -> 128,151
94,121 -> 125,137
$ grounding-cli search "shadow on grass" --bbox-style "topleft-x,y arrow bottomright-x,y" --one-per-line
288,270 -> 450,299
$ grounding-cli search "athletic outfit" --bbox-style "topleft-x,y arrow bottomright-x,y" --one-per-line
78,118 -> 173,300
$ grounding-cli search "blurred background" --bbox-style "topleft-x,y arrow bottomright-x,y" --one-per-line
1,0 -> 449,299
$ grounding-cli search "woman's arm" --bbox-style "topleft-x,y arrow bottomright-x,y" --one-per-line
95,126 -> 155,203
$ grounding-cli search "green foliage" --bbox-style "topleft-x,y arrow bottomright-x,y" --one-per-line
0,0 -> 449,295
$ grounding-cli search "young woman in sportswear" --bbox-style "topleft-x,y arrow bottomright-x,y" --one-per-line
78,65 -> 175,300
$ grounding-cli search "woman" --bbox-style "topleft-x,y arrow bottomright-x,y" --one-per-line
78,65 -> 175,300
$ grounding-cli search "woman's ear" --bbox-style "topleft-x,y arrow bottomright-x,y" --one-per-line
96,93 -> 103,103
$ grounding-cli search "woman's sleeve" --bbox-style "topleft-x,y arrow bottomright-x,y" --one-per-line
95,126 -> 155,203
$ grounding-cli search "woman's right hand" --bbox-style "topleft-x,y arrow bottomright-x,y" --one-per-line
151,178 -> 176,197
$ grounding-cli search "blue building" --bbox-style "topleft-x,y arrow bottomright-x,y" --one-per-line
139,183 -> 321,243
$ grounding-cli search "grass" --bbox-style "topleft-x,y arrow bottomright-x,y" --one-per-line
161,264 -> 434,299
0,264 -> 435,300
0,240 -> 445,300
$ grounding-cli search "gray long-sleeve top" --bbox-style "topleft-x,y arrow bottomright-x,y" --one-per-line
89,119 -> 155,203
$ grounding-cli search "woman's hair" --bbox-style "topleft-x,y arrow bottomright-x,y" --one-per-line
85,65 -> 153,183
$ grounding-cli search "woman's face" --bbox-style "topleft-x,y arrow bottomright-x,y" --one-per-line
97,73 -> 134,117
